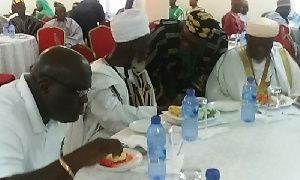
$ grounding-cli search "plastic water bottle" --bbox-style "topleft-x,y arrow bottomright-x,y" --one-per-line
2,23 -> 9,36
8,24 -> 15,38
206,169 -> 220,180
241,77 -> 257,123
240,30 -> 247,46
147,116 -> 166,180
181,89 -> 199,141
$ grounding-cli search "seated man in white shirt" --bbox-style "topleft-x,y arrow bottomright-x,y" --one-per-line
44,3 -> 84,46
206,18 -> 300,102
65,9 -> 167,146
0,46 -> 122,179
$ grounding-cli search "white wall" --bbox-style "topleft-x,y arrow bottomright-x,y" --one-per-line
177,0 -> 278,21
0,0 -> 297,22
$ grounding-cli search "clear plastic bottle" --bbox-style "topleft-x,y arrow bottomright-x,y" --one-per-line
3,23 -> 9,36
241,77 -> 257,123
8,24 -> 15,39
181,89 -> 199,141
147,116 -> 166,180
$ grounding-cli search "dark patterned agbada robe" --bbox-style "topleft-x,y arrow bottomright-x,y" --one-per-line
9,15 -> 40,36
146,12 -> 228,101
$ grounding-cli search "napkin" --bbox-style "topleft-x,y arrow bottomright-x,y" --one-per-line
131,155 -> 184,175
118,135 -> 147,150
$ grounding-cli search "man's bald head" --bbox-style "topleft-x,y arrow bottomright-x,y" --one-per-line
29,46 -> 91,123
32,46 -> 91,88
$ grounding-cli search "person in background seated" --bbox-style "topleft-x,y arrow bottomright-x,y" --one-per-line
238,0 -> 249,24
9,0 -> 40,36
265,0 -> 291,25
185,0 -> 204,19
117,0 -> 135,15
0,15 -> 8,33
0,46 -> 122,179
147,10 -> 228,106
67,2 -> 79,17
33,0 -> 55,21
44,3 -> 84,46
3,0 -> 31,20
169,0 -> 184,20
222,0 -> 244,36
71,0 -> 105,43
206,18 -> 300,102
73,9 -> 163,140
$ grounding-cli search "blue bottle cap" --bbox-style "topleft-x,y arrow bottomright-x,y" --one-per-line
205,168 -> 220,180
186,89 -> 195,96
151,116 -> 161,124
247,77 -> 254,83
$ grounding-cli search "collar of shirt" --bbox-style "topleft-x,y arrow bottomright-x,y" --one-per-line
16,74 -> 50,134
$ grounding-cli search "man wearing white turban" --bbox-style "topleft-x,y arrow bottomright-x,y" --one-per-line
265,0 -> 291,25
63,10 -> 160,152
206,18 -> 300,102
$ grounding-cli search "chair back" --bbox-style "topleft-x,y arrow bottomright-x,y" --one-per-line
37,27 -> 65,53
274,25 -> 295,58
0,74 -> 15,86
100,21 -> 111,27
89,25 -> 115,59
72,44 -> 96,63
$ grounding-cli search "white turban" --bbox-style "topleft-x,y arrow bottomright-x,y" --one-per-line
247,18 -> 279,38
111,9 -> 150,43
277,0 -> 291,7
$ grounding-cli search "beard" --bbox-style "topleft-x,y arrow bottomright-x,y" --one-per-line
131,56 -> 146,74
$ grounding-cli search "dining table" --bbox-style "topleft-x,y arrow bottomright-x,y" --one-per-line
74,105 -> 300,180
0,34 -> 39,78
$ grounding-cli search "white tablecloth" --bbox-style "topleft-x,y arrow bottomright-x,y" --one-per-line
0,34 -> 39,78
74,107 -> 300,180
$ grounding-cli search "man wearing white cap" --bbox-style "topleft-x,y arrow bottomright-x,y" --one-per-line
265,0 -> 291,25
206,18 -> 300,102
64,9 -> 159,148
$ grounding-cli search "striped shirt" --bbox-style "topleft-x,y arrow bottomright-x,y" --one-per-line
9,15 -> 40,36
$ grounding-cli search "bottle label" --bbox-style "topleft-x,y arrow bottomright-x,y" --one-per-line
242,92 -> 256,103
148,147 -> 166,162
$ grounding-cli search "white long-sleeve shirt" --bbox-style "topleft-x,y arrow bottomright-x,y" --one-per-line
44,18 -> 84,46
86,59 -> 157,136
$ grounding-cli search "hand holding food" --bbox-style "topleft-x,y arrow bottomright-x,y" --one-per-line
99,152 -> 133,168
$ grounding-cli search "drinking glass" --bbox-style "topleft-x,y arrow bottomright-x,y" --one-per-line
179,168 -> 202,180
266,86 -> 282,116
164,123 -> 174,160
197,97 -> 208,129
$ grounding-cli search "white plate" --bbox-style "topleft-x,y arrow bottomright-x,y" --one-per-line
97,148 -> 143,172
162,110 -> 220,125
293,98 -> 300,106
207,101 -> 241,112
129,119 -> 150,134
257,95 -> 293,109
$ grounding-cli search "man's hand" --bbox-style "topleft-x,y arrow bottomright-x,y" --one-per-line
84,138 -> 123,166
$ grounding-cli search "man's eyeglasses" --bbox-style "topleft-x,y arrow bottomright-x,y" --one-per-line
34,74 -> 91,98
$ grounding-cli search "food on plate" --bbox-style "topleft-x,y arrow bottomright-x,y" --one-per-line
198,109 -> 217,120
256,93 -> 286,106
99,152 -> 133,168
256,93 -> 270,105
168,105 -> 181,117
168,105 -> 218,121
